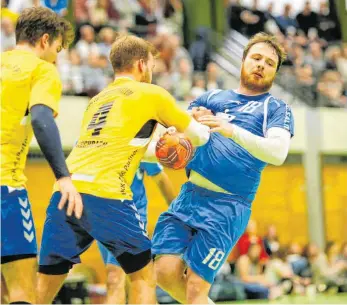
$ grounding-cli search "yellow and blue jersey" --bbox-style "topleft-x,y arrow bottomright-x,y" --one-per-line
1,50 -> 62,187
65,77 -> 191,200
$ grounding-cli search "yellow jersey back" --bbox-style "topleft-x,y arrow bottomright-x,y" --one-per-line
67,77 -> 191,200
1,50 -> 62,187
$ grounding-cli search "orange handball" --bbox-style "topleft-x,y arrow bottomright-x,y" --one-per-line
155,133 -> 194,170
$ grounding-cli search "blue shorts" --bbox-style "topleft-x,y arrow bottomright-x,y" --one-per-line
152,182 -> 251,284
1,186 -> 37,258
97,214 -> 148,267
39,192 -> 151,269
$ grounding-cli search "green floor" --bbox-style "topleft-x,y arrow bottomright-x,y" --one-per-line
220,293 -> 347,304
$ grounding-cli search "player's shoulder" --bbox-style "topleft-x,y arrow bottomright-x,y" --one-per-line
268,95 -> 291,111
138,82 -> 171,96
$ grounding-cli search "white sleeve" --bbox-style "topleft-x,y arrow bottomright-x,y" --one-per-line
142,141 -> 158,163
230,126 -> 291,166
184,118 -> 210,147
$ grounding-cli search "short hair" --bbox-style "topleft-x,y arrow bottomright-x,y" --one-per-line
16,7 -> 74,49
242,32 -> 287,71
109,34 -> 159,73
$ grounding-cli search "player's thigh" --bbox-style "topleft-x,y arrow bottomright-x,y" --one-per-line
86,196 -> 151,274
39,192 -> 94,274
97,241 -> 120,266
127,259 -> 155,286
1,187 -> 37,260
1,257 -> 36,302
152,211 -> 194,256
184,204 -> 251,284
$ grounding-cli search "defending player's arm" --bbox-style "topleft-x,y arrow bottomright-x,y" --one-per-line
30,62 -> 83,218
153,87 -> 210,147
199,103 -> 294,166
142,162 -> 175,205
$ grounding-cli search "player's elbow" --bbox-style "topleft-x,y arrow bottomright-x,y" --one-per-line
184,119 -> 210,147
269,153 -> 287,166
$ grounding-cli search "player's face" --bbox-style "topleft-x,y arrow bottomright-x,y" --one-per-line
241,42 -> 278,93
140,53 -> 155,84
41,35 -> 63,64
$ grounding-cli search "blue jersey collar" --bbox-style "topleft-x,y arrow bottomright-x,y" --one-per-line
231,90 -> 270,101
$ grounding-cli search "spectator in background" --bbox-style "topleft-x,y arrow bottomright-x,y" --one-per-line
58,49 -> 84,95
325,46 -> 341,70
337,43 -> 347,84
236,244 -> 282,300
89,0 -> 109,31
275,4 -> 298,35
317,0 -> 341,42
286,242 -> 309,277
237,220 -> 269,262
41,0 -> 68,16
304,41 -> 326,77
0,17 -> 16,52
263,225 -> 280,256
339,243 -> 347,264
97,26 -> 114,57
189,27 -> 211,71
7,0 -> 39,13
160,0 -> 183,37
189,72 -> 206,100
241,0 -> 267,37
295,1 -> 318,36
294,63 -> 316,105
110,0 -> 141,30
76,25 -> 99,63
206,62 -> 224,90
227,0 -> 246,34
74,0 -> 90,25
172,58 -> 192,101
317,70 -> 347,107
81,52 -> 108,97
1,0 -> 19,24
135,0 -> 158,37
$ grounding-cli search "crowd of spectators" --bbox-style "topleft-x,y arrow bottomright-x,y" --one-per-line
206,220 -> 347,302
1,0 -> 346,106
228,0 -> 347,107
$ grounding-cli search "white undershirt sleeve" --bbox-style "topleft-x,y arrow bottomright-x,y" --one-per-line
230,126 -> 291,166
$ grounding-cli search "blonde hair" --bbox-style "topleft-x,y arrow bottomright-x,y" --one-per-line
243,32 -> 286,71
109,34 -> 159,72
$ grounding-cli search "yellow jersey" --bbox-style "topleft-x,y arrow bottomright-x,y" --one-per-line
66,77 -> 191,200
1,50 -> 62,187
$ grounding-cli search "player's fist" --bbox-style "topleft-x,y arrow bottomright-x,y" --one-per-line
191,106 -> 213,120
198,115 -> 235,138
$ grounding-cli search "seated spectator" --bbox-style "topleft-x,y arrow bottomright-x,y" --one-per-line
110,0 -> 141,30
294,63 -> 316,105
263,224 -> 280,256
97,27 -> 115,57
189,73 -> 206,100
135,0 -> 158,37
317,70 -> 347,107
317,0 -> 341,42
205,62 -> 224,90
172,58 -> 192,101
236,244 -> 282,300
89,0 -> 109,31
295,1 -> 318,36
304,41 -> 326,77
325,46 -> 342,70
274,4 -> 298,35
76,25 -> 100,63
336,43 -> 347,84
236,220 -> 268,262
227,0 -> 246,34
74,0 -> 90,25
241,0 -> 267,37
0,17 -> 16,52
1,0 -> 19,24
286,242 -> 309,276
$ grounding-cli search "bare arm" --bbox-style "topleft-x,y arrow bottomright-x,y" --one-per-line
152,171 -> 176,205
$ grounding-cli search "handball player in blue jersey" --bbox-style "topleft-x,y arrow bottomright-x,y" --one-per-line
97,161 -> 175,304
152,33 -> 295,304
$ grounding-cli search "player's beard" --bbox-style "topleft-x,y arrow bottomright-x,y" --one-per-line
240,65 -> 275,93
140,68 -> 152,83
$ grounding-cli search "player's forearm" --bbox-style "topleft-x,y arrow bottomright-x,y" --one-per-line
154,173 -> 176,205
230,126 -> 291,166
31,105 -> 70,179
184,119 -> 210,147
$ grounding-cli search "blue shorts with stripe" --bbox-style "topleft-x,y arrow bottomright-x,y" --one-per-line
1,186 -> 37,259
97,208 -> 148,267
152,182 -> 251,284
39,192 -> 151,269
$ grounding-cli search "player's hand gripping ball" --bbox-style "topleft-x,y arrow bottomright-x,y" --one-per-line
155,127 -> 194,170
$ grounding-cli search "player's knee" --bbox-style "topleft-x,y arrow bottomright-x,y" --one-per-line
155,258 -> 183,290
106,265 -> 126,288
186,272 -> 210,301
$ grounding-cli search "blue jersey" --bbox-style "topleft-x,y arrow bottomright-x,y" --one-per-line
131,161 -> 163,218
187,89 -> 294,202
